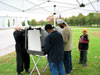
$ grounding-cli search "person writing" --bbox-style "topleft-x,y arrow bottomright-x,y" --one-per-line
43,24 -> 65,75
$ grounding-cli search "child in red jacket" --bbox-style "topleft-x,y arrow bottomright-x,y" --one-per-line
78,29 -> 89,67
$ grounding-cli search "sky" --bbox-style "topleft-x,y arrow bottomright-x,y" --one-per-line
0,0 -> 100,21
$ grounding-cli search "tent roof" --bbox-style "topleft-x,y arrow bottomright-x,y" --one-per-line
0,0 -> 100,20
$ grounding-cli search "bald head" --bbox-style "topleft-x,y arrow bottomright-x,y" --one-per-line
23,26 -> 27,30
16,27 -> 21,31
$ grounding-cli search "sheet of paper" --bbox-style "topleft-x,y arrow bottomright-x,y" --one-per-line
28,30 -> 42,52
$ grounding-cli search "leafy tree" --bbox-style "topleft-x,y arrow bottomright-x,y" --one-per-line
95,13 -> 100,26
77,13 -> 86,26
8,19 -> 10,27
86,13 -> 95,26
22,21 -> 25,26
27,20 -> 31,26
38,20 -> 48,26
30,19 -> 37,26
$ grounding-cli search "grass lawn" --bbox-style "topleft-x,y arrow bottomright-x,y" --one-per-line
0,28 -> 100,75
70,26 -> 100,28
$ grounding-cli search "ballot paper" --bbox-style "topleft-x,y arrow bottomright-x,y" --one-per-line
28,30 -> 42,52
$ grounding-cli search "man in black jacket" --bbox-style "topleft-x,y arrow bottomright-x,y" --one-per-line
43,24 -> 65,75
13,27 -> 30,75
22,27 -> 30,73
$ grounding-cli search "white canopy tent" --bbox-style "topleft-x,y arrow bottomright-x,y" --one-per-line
0,1 -> 100,74
0,0 -> 100,27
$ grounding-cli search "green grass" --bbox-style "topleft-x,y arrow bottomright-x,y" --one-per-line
70,26 -> 100,28
0,29 -> 100,75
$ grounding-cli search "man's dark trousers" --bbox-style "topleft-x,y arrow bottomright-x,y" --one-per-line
63,51 -> 72,74
16,51 -> 30,73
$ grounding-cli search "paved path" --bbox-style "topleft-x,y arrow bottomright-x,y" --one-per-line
0,29 -> 15,57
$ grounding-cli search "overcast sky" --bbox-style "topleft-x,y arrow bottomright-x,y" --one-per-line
0,0 -> 100,21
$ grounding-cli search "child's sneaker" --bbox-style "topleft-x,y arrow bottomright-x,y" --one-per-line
78,62 -> 83,64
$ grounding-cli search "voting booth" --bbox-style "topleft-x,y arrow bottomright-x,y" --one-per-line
26,28 -> 48,75
25,27 -> 62,75
27,28 -> 48,55
26,27 -> 62,54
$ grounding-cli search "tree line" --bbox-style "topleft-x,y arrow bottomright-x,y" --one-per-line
22,13 -> 100,27
64,13 -> 100,26
22,19 -> 48,27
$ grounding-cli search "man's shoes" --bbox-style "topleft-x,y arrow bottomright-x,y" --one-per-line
71,70 -> 73,72
26,70 -> 31,74
17,73 -> 22,75
66,73 -> 70,75
83,64 -> 87,67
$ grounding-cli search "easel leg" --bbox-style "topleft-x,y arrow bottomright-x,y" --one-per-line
42,63 -> 49,72
42,56 -> 48,72
30,55 -> 41,75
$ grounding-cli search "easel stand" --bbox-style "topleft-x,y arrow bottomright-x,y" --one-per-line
29,54 -> 48,75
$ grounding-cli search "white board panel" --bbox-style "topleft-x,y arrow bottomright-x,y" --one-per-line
28,30 -> 41,51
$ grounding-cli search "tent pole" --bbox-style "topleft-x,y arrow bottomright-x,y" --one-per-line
53,5 -> 56,26
54,15 -> 56,26
76,0 -> 80,5
88,0 -> 97,12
